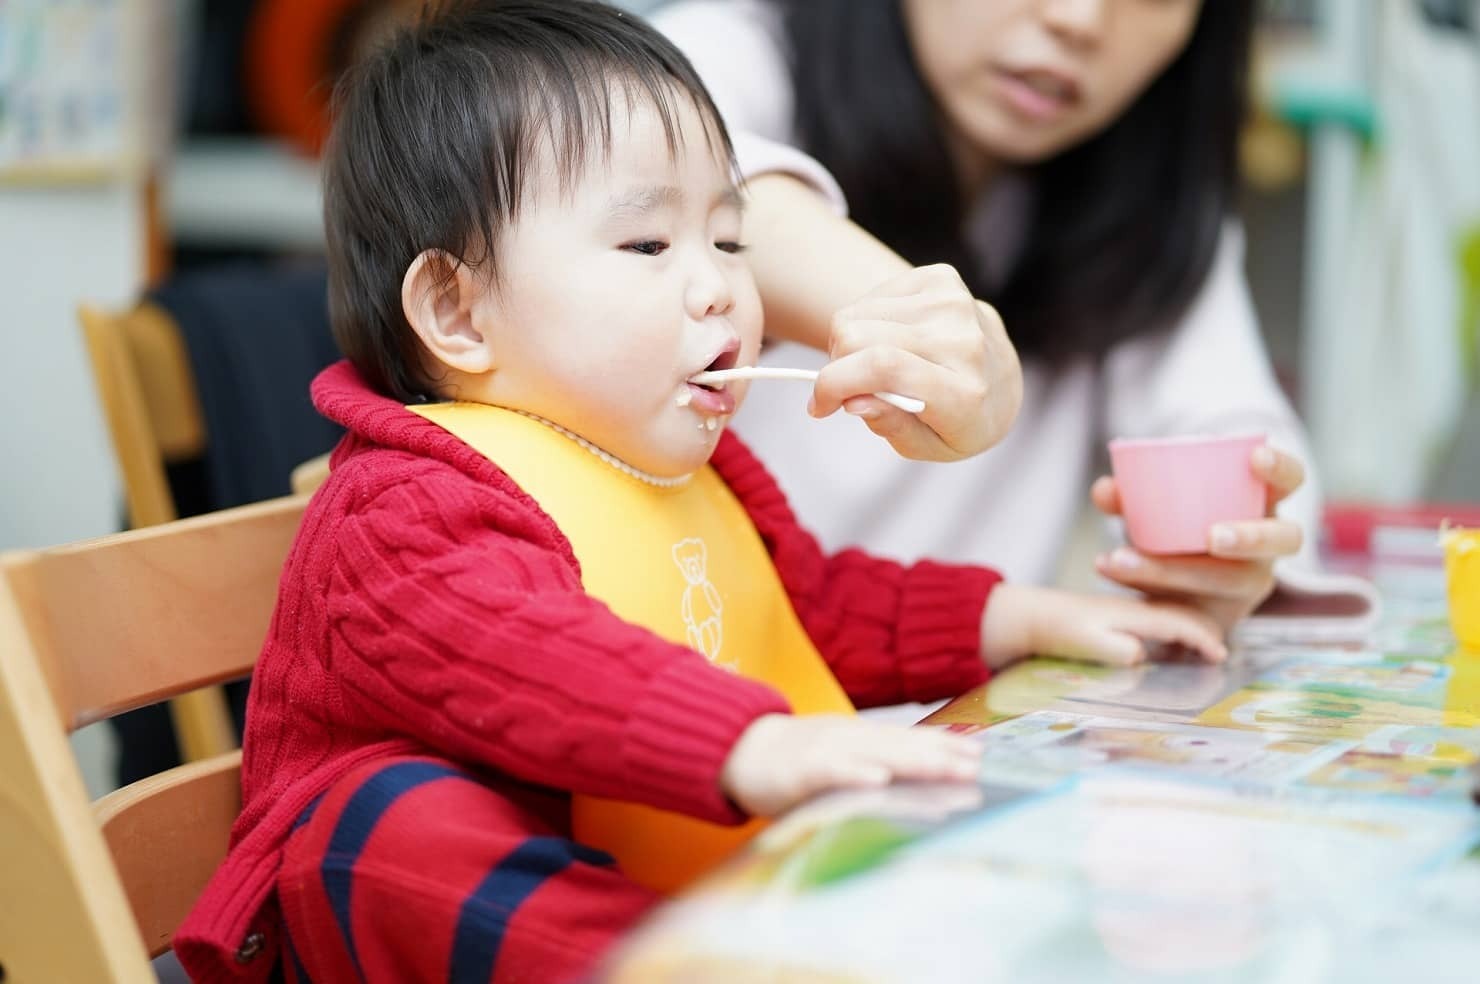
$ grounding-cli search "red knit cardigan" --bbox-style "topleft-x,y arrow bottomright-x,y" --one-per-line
175,360 -> 1000,982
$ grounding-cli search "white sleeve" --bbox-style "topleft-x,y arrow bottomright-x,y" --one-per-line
652,0 -> 848,215
1101,221 -> 1322,568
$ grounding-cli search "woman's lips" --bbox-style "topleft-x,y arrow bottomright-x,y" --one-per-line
992,67 -> 1079,123
684,382 -> 736,416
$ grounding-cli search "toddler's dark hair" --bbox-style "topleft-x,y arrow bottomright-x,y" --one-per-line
323,0 -> 735,401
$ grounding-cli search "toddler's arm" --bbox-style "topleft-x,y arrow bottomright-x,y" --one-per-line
325,478 -> 788,826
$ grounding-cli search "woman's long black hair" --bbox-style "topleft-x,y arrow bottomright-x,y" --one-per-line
775,0 -> 1255,367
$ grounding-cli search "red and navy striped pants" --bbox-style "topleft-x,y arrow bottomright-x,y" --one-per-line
275,755 -> 659,983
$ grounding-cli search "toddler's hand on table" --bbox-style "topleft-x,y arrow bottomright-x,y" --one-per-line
720,713 -> 981,818
979,584 -> 1228,670
809,264 -> 1023,462
1091,445 -> 1307,632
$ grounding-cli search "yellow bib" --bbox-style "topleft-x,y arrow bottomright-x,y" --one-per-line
408,403 -> 854,892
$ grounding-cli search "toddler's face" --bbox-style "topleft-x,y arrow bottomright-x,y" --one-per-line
475,92 -> 761,478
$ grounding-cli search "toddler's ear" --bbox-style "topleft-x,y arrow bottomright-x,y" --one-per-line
402,249 -> 496,374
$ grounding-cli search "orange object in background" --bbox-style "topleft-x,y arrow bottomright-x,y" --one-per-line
245,0 -> 422,156
1443,526 -> 1480,652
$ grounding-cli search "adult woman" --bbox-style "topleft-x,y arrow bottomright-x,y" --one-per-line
653,0 -> 1315,630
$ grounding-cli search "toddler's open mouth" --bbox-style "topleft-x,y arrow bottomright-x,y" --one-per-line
682,342 -> 740,416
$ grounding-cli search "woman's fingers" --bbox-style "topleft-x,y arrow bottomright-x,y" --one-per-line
1096,548 -> 1275,602
830,303 -> 983,368
815,264 -> 1022,462
811,344 -> 988,459
817,326 -> 976,412
1207,517 -> 1304,560
1090,475 -> 1122,517
1251,445 -> 1305,507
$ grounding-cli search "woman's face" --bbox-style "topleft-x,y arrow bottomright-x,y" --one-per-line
901,0 -> 1203,166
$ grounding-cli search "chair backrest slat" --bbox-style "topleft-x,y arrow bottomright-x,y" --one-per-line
4,496 -> 304,731
95,751 -> 244,957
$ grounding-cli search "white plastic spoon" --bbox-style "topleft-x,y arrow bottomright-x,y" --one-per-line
688,367 -> 926,414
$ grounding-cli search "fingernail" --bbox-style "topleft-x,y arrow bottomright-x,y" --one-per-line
843,397 -> 877,419
806,395 -> 819,417
1112,548 -> 1141,570
1095,552 -> 1110,569
1252,446 -> 1275,469
1211,526 -> 1237,551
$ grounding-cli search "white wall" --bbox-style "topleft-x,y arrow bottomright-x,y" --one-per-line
0,184 -> 138,552
1,183 -> 142,796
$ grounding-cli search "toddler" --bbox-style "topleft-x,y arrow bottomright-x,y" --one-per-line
177,3 -> 1225,982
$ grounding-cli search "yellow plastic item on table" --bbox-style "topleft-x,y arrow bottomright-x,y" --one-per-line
1443,525 -> 1480,652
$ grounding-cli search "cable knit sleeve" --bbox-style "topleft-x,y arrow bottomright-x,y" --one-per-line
712,435 -> 1000,708
323,461 -> 789,825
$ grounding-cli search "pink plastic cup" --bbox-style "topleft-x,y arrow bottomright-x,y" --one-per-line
1108,433 -> 1268,555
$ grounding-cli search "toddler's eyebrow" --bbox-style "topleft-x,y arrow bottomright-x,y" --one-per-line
607,185 -> 683,218
606,184 -> 746,218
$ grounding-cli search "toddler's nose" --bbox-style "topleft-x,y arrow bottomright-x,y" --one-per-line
684,253 -> 735,321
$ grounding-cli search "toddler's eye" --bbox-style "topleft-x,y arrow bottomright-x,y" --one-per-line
623,240 -> 668,256
715,241 -> 748,254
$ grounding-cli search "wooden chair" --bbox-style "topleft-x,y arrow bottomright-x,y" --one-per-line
79,302 -> 235,762
290,452 -> 333,496
0,495 -> 306,982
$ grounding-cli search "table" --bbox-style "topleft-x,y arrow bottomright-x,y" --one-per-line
602,558 -> 1480,983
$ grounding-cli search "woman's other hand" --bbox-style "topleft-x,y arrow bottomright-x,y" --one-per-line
1091,445 -> 1307,631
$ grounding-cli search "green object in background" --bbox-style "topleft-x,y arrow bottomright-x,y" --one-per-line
1460,226 -> 1480,382
1272,81 -> 1379,143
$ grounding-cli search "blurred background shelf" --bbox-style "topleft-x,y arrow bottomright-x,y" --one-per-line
166,139 -> 323,251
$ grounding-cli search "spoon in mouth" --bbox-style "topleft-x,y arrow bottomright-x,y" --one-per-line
688,366 -> 926,415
